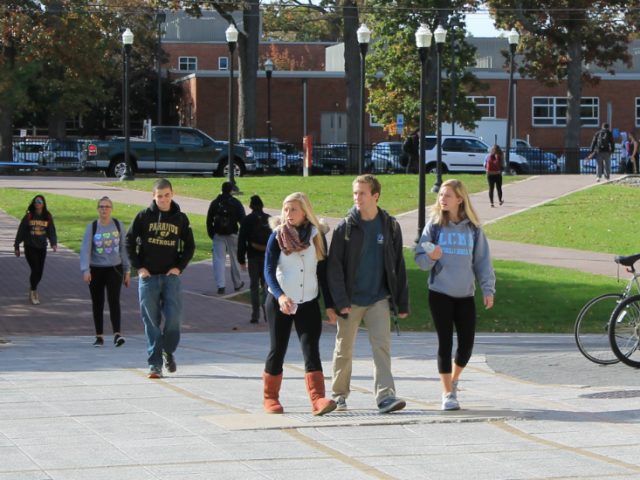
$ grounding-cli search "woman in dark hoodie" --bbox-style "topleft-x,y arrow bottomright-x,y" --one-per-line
14,194 -> 58,305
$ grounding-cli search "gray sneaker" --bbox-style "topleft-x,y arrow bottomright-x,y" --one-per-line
442,392 -> 460,411
335,397 -> 347,411
378,397 -> 406,414
147,366 -> 163,379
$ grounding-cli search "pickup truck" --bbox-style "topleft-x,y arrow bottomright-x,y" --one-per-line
84,126 -> 255,178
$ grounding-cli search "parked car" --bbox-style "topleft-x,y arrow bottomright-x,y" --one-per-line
511,139 -> 558,173
39,139 -> 86,171
557,145 -> 624,174
238,138 -> 302,173
12,139 -> 46,163
369,141 -> 403,173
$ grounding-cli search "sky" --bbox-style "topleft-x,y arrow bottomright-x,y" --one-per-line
465,11 -> 503,37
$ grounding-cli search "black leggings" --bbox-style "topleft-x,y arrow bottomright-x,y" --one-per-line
428,290 -> 476,374
487,174 -> 503,204
264,293 -> 323,375
24,246 -> 47,290
89,265 -> 124,336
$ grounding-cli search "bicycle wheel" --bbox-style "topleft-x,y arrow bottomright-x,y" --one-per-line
574,293 -> 622,364
608,294 -> 640,368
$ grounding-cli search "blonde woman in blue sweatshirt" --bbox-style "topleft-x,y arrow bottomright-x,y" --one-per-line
415,179 -> 495,411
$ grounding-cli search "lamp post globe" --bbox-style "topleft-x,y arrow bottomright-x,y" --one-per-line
264,58 -> 274,167
357,23 -> 371,175
120,27 -> 134,181
431,24 -> 446,193
225,24 -> 239,187
504,28 -> 520,175
415,23 -> 431,239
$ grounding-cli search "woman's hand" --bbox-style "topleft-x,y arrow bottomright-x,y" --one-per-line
484,295 -> 494,309
14,248 -> 20,258
428,245 -> 443,261
138,268 -> 151,279
83,272 -> 91,284
52,245 -> 57,252
278,294 -> 295,315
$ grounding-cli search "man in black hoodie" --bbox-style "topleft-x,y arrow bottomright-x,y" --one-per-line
126,178 -> 195,379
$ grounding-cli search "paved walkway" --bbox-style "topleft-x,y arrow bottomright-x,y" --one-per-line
2,173 -> 639,480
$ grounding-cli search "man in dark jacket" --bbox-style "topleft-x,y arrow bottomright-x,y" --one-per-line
589,122 -> 616,181
125,178 -> 195,379
206,181 -> 246,294
327,174 -> 409,414
237,195 -> 270,323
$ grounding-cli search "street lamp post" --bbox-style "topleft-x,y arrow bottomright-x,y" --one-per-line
504,28 -> 520,175
431,24 -> 447,193
121,28 -> 134,181
225,23 -> 238,187
357,23 -> 371,175
264,58 -> 274,168
155,12 -> 166,126
415,23 -> 432,239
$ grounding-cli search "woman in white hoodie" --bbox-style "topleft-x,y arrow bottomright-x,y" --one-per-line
262,192 -> 336,416
415,179 -> 496,411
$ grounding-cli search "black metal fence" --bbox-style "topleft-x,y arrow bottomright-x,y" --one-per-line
9,137 -> 86,171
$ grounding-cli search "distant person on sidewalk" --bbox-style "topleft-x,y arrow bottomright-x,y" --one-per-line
14,194 -> 57,305
327,174 -> 409,414
415,179 -> 495,411
237,195 -> 271,324
262,192 -> 336,416
125,179 -> 195,379
80,196 -> 131,347
588,122 -> 615,181
625,132 -> 639,174
206,181 -> 246,294
484,145 -> 504,207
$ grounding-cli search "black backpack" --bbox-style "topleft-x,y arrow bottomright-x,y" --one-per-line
249,213 -> 272,251
213,198 -> 234,235
597,130 -> 610,151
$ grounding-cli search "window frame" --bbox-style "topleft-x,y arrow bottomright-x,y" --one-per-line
532,96 -> 599,127
467,96 -> 496,118
178,56 -> 197,71
218,56 -> 229,71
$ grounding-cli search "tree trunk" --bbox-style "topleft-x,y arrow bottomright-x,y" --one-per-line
342,0 -> 360,173
48,110 -> 66,139
563,36 -> 583,174
0,107 -> 13,163
237,1 -> 259,141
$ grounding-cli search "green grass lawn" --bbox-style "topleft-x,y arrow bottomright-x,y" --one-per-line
104,174 -> 524,217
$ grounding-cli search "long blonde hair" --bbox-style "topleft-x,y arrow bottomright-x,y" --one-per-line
429,179 -> 480,227
280,192 -> 326,260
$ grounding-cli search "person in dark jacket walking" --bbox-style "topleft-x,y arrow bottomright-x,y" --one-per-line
206,181 -> 246,294
237,195 -> 270,324
125,179 -> 195,379
327,174 -> 409,414
14,194 -> 57,305
588,122 -> 616,181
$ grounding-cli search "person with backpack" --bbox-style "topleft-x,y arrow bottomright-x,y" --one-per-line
237,195 -> 271,324
484,144 -> 504,207
327,174 -> 409,414
206,182 -> 246,294
14,194 -> 57,305
80,196 -> 131,347
414,179 -> 495,411
588,122 -> 615,181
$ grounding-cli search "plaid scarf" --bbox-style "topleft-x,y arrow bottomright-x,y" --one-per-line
276,222 -> 311,255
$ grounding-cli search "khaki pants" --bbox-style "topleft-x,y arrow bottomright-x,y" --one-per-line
331,298 -> 396,405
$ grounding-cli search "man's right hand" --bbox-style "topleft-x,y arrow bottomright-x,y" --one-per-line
138,267 -> 151,279
14,248 -> 19,258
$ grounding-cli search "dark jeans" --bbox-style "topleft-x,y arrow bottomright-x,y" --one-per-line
24,246 -> 46,290
264,293 -> 323,375
89,265 -> 123,336
248,256 -> 265,322
487,173 -> 503,204
428,290 -> 476,374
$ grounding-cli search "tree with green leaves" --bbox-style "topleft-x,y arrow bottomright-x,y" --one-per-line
364,1 -> 485,138
486,0 -> 639,173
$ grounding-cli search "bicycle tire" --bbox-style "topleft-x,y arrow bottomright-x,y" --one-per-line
608,294 -> 640,368
574,293 -> 622,364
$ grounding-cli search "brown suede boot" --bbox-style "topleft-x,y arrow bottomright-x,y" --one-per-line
263,372 -> 284,414
305,371 -> 337,416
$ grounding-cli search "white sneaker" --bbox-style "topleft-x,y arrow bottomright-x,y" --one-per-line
335,397 -> 347,411
29,290 -> 40,305
442,392 -> 460,411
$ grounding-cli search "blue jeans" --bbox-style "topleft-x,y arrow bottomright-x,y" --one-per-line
138,274 -> 183,368
212,234 -> 242,289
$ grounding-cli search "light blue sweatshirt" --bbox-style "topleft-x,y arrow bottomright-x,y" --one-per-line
414,219 -> 495,298
80,220 -> 130,274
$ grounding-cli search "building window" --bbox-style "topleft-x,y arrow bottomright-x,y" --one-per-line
369,114 -> 382,127
532,96 -> 599,127
218,57 -> 229,71
467,96 -> 496,118
636,98 -> 640,128
474,56 -> 493,69
178,56 -> 197,71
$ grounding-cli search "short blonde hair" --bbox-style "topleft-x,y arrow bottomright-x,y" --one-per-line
429,179 -> 480,227
281,192 -> 326,259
